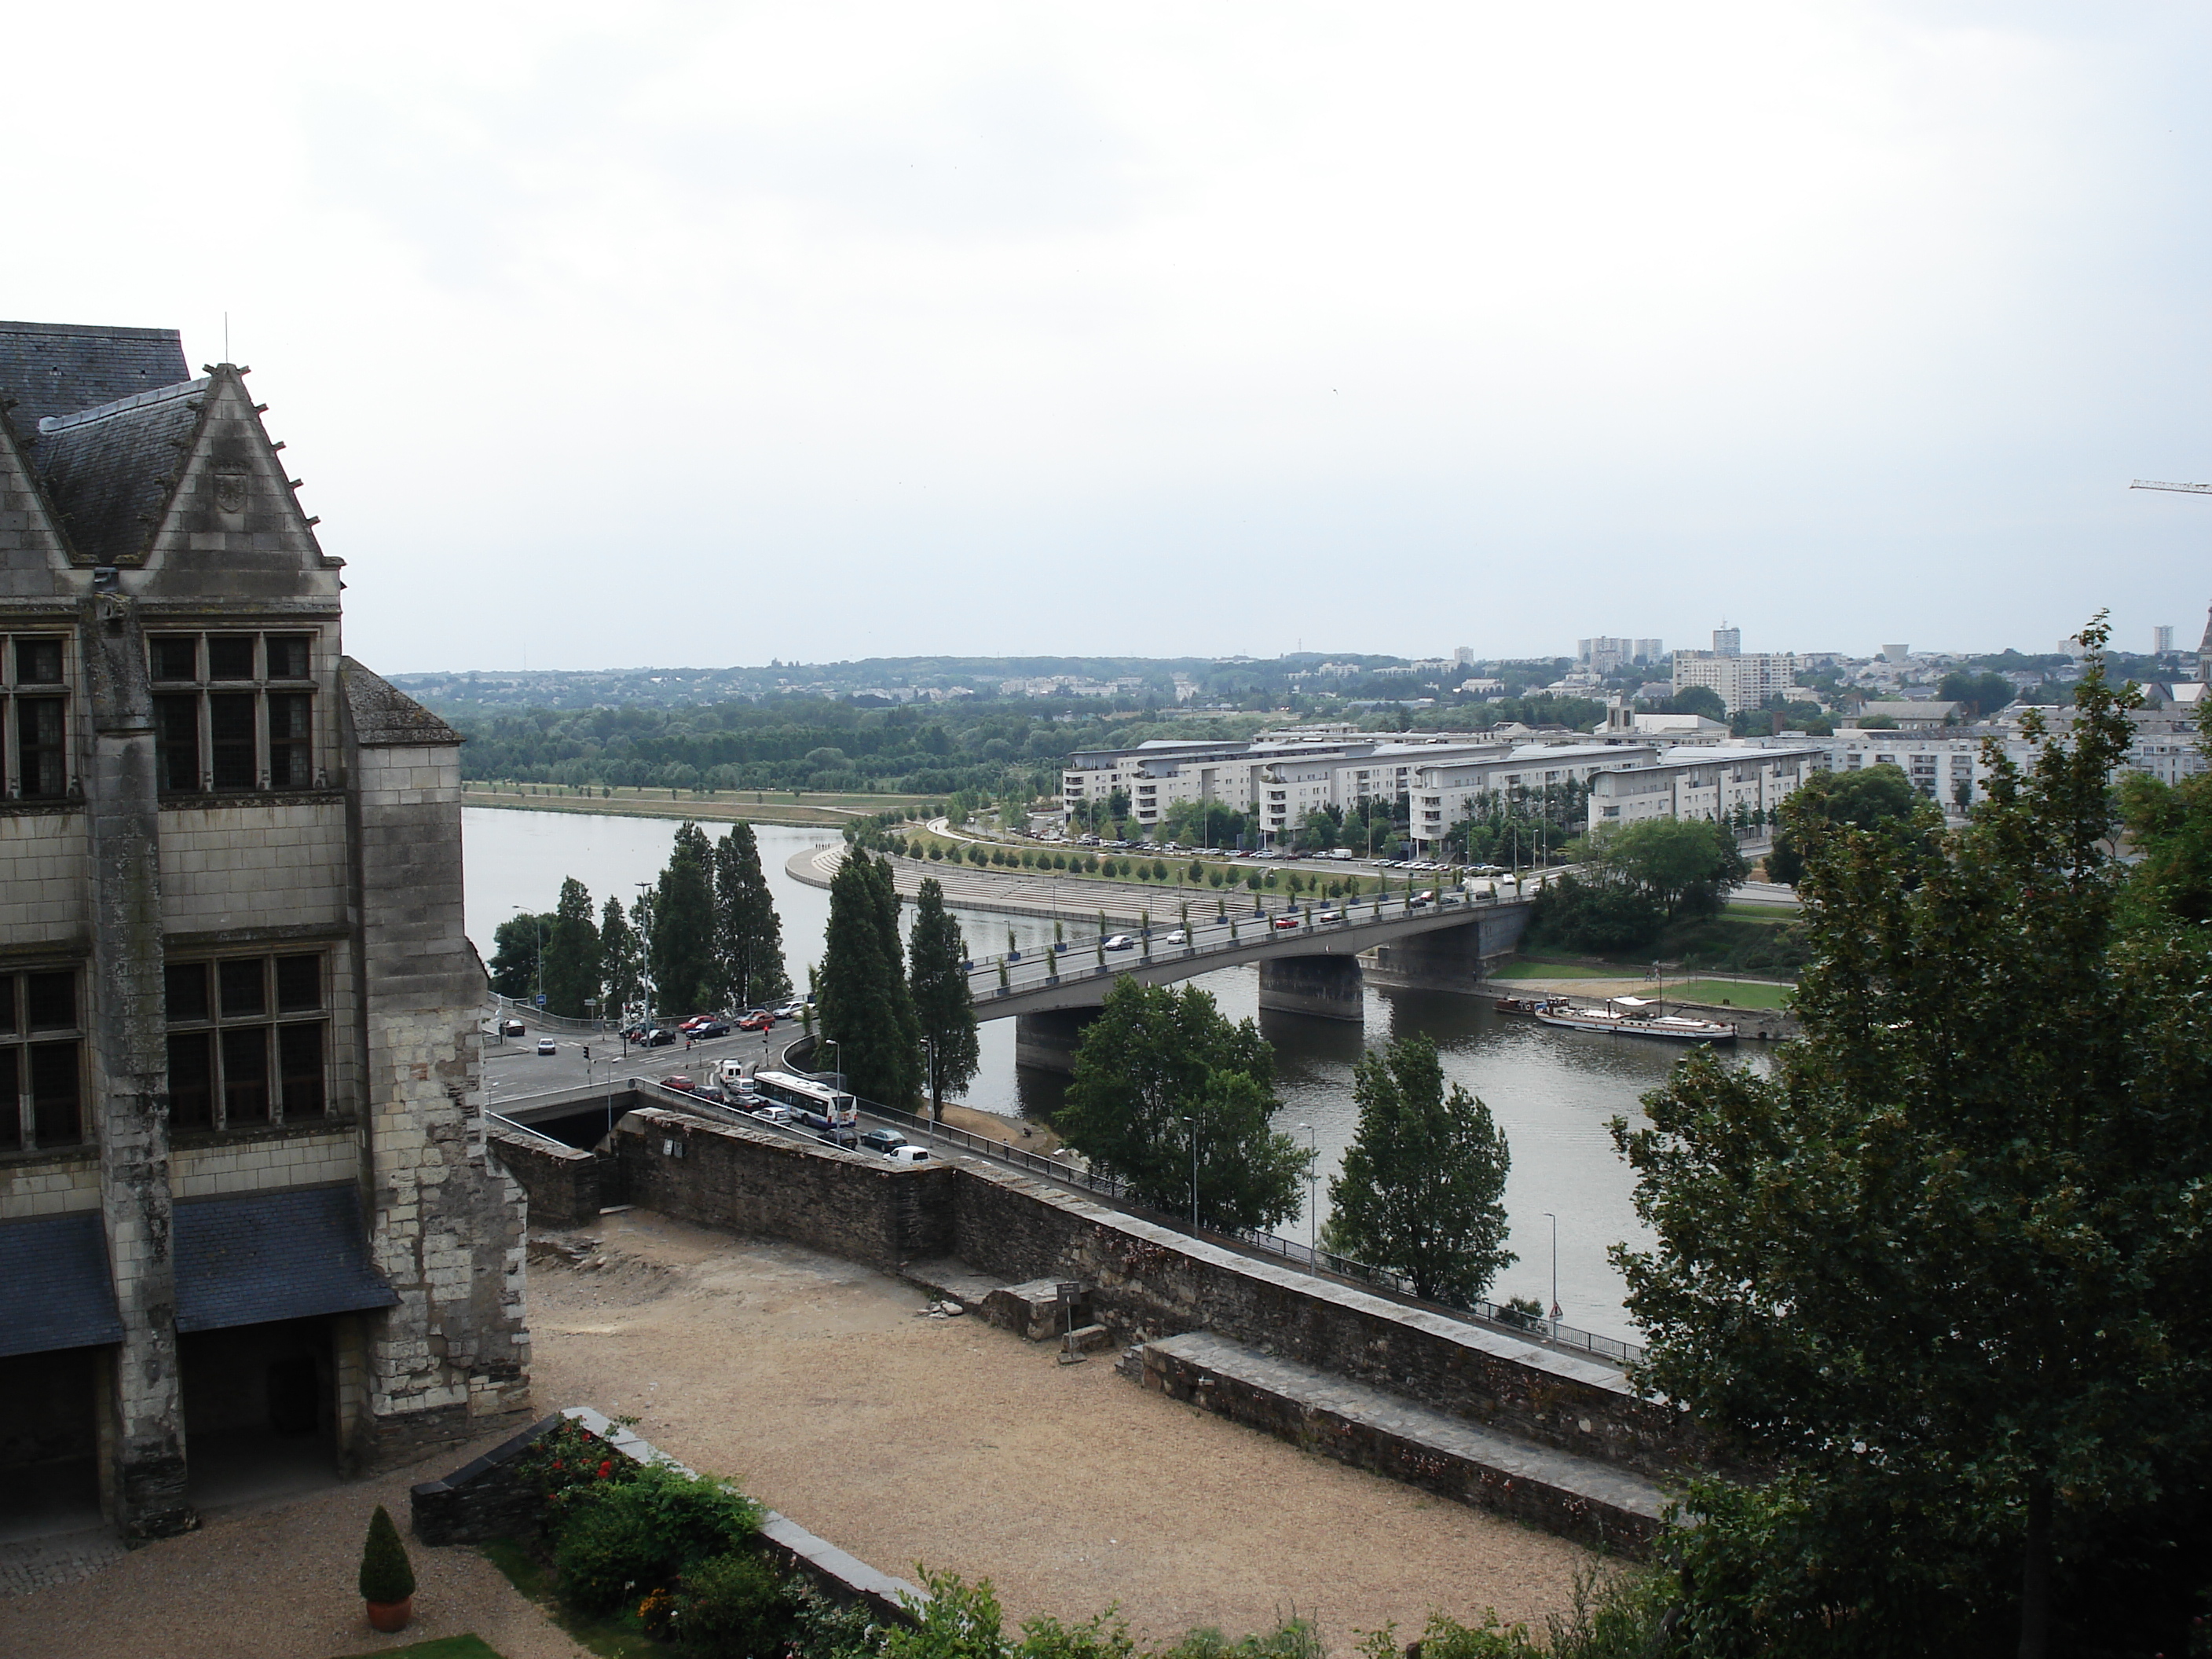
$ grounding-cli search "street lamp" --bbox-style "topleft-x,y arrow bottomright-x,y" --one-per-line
1543,1210 -> 1561,1339
1186,1115 -> 1201,1229
1298,1123 -> 1317,1256
818,1037 -> 844,1093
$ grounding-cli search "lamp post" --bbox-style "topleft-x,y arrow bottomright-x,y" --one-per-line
1188,1115 -> 1200,1229
818,1037 -> 844,1093
1543,1210 -> 1561,1339
1299,1123 -> 1317,1256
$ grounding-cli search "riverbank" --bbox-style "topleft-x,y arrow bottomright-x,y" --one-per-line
785,840 -> 1298,926
462,786 -> 931,829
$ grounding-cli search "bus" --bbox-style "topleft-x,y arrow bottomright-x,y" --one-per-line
751,1071 -> 859,1143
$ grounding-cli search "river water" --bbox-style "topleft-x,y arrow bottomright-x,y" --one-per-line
462,808 -> 1756,1343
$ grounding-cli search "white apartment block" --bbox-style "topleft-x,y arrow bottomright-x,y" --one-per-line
1672,650 -> 1801,715
1408,745 -> 1662,851
1586,745 -> 1826,830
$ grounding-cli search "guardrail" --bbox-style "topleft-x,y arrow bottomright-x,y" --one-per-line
489,994 -> 605,1035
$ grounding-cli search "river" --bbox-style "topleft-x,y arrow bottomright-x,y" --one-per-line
462,807 -> 1754,1343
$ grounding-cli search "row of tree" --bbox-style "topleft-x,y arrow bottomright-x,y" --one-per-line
816,853 -> 980,1117
488,822 -> 792,1020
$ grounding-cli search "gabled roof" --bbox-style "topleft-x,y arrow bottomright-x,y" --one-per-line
0,320 -> 192,434
31,379 -> 207,565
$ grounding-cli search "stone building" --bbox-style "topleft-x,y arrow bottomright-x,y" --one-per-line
0,320 -> 529,1540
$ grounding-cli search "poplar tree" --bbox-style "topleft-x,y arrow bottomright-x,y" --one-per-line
906,877 -> 978,1120
711,823 -> 790,1008
540,877 -> 602,1018
818,849 -> 921,1105
599,895 -> 643,1024
1321,1034 -> 1512,1303
650,822 -> 717,1015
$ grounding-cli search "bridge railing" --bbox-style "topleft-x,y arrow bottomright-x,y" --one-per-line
845,1092 -> 1643,1370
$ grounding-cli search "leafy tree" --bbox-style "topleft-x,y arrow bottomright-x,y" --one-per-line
1763,761 -> 1929,886
2118,703 -> 2212,927
1938,668 -> 2016,718
711,822 -> 790,1008
1058,980 -> 1307,1232
599,895 -> 643,1023
1654,683 -> 1725,720
1321,1035 -> 1513,1303
540,877 -> 602,1017
489,912 -> 552,999
650,822 -> 718,1014
1610,624 -> 2212,1653
818,849 -> 922,1105
908,877 -> 980,1120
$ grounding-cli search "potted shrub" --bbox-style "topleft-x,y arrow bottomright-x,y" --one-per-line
359,1503 -> 416,1632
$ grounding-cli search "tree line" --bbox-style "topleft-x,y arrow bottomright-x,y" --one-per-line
489,821 -> 792,1020
815,852 -> 980,1118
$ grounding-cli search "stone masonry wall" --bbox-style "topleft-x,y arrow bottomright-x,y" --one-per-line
488,1129 -> 601,1233
606,1109 -> 1698,1482
157,800 -> 349,935
0,810 -> 87,940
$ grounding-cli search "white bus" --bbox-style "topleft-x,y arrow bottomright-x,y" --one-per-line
752,1070 -> 859,1141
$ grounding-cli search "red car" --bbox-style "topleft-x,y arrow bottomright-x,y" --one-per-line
1273,914 -> 1302,930
736,1012 -> 776,1032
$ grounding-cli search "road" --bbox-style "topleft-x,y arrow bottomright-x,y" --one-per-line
482,1020 -> 789,1109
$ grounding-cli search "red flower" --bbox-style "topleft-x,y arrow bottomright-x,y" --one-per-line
598,1460 -> 613,1478
551,1459 -> 563,1470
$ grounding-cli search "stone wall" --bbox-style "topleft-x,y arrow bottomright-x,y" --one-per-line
489,1129 -> 601,1233
616,1108 -> 956,1272
0,809 -> 87,937
156,799 -> 349,934
607,1109 -> 1698,1482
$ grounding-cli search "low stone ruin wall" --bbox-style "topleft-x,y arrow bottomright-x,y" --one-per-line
488,1128 -> 601,1232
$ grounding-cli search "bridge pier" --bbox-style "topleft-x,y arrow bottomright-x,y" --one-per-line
1014,1007 -> 1101,1075
1256,954 -> 1364,1021
1361,906 -> 1535,996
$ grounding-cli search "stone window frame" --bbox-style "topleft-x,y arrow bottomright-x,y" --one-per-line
0,964 -> 85,1154
163,950 -> 330,1133
2,632 -> 72,802
148,630 -> 320,796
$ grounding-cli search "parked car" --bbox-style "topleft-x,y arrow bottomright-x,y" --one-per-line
884,1145 -> 932,1165
1102,934 -> 1136,952
859,1127 -> 908,1155
737,1011 -> 775,1031
536,1037 -> 558,1055
1273,915 -> 1301,930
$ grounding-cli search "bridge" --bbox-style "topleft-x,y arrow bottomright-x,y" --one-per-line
959,888 -> 1536,1071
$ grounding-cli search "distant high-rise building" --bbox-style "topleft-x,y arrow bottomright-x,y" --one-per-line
1712,625 -> 1741,657
1454,646 -> 1473,666
1577,636 -> 1637,674
2155,625 -> 2176,654
1673,650 -> 1800,715
1634,638 -> 1664,664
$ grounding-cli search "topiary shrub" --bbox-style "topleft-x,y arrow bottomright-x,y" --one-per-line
358,1504 -> 416,1605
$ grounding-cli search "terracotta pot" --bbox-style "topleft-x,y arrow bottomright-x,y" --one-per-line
366,1596 -> 413,1634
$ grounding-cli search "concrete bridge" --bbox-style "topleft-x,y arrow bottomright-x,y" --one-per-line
962,891 -> 1536,1071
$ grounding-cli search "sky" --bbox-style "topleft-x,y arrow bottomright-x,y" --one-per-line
9,2 -> 2209,672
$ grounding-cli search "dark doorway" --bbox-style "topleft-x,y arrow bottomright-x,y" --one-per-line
0,1346 -> 101,1541
180,1317 -> 339,1514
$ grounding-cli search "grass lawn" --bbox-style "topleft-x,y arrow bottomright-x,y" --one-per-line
333,1638 -> 505,1659
1664,978 -> 1794,1009
1486,961 -> 1625,981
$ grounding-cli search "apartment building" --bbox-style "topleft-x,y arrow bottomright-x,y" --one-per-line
1407,744 -> 1661,851
0,320 -> 529,1541
1585,745 -> 1826,830
1672,650 -> 1801,715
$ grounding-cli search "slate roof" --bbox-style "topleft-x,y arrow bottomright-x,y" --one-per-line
0,320 -> 192,435
0,1211 -> 125,1358
342,657 -> 464,747
30,379 -> 207,565
174,1184 -> 398,1334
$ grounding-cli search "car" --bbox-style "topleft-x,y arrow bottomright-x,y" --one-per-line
751,1104 -> 793,1124
645,1027 -> 680,1046
498,1018 -> 526,1038
659,1074 -> 698,1093
772,1002 -> 805,1020
859,1127 -> 908,1155
1408,890 -> 1435,909
1315,910 -> 1342,923
536,1037 -> 558,1055
884,1145 -> 932,1165
690,1020 -> 731,1038
1162,929 -> 1188,945
736,1011 -> 775,1031
1273,915 -> 1301,930
1102,934 -> 1136,952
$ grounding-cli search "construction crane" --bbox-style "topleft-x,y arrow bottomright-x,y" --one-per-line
2131,478 -> 2212,495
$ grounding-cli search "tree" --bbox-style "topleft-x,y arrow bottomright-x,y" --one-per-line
1938,668 -> 2016,718
599,895 -> 643,1023
650,822 -> 718,1014
1610,624 -> 2212,1653
1321,1035 -> 1513,1304
540,877 -> 602,1018
1058,979 -> 1307,1232
488,912 -> 551,999
1763,760 -> 1929,886
1600,816 -> 1744,921
907,877 -> 979,1120
711,823 -> 790,1008
818,849 -> 922,1106
1660,683 -> 1726,720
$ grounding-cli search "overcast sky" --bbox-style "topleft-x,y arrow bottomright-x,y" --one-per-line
13,3 -> 2209,671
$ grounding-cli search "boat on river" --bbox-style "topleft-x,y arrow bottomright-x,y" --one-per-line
1492,994 -> 1569,1017
1533,994 -> 1738,1043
